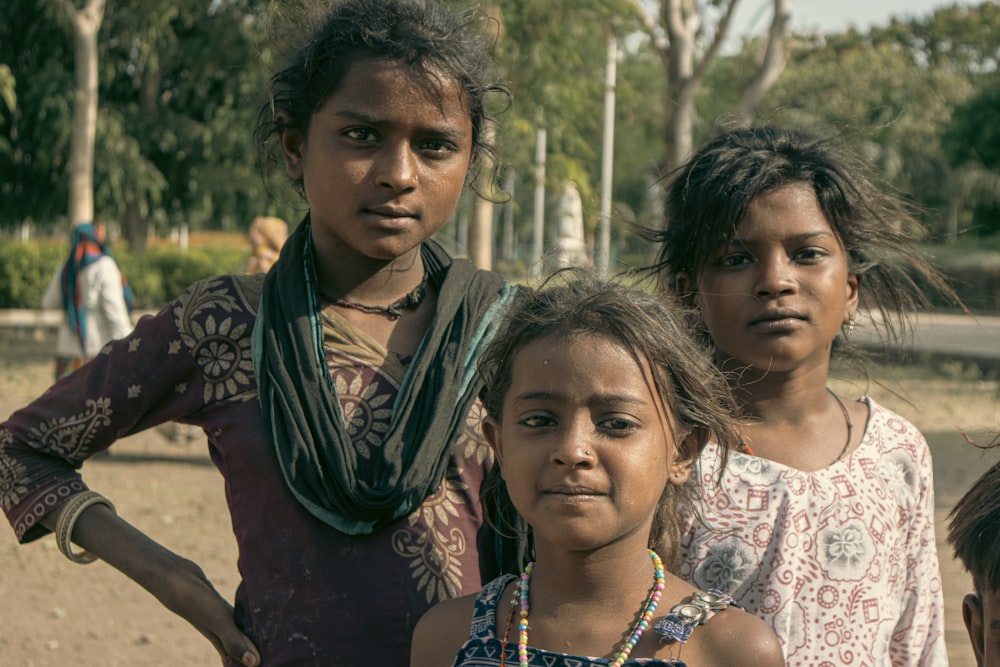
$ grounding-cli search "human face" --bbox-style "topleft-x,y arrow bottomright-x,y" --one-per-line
688,182 -> 859,375
280,57 -> 473,268
483,334 -> 692,555
964,589 -> 1000,666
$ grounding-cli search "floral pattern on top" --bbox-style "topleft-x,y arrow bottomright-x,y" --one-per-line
679,397 -> 947,667
0,273 -> 499,665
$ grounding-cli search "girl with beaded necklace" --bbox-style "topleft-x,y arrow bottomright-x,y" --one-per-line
411,273 -> 784,667
647,126 -> 959,665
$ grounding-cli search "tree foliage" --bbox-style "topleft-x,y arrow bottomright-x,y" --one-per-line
1,0 -> 999,259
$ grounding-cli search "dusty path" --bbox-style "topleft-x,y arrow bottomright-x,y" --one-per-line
1,330 -> 997,666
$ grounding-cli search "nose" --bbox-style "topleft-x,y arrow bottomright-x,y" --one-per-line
375,142 -> 418,193
550,417 -> 596,469
754,255 -> 796,298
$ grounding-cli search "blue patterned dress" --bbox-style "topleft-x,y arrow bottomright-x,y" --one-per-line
451,575 -> 690,667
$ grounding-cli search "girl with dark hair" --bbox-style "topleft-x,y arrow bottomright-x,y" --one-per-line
1,1 -> 514,664
411,272 -> 784,667
649,126 -> 956,664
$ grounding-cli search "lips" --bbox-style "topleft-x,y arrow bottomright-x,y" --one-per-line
749,309 -> 806,327
543,484 -> 605,497
366,204 -> 417,219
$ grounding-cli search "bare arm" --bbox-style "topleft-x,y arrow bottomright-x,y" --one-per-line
410,595 -> 477,667
701,607 -> 785,667
44,498 -> 260,667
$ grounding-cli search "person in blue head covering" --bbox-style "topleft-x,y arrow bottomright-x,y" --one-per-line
42,222 -> 135,379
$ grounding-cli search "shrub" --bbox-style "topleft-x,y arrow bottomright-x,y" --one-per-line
0,240 -> 248,310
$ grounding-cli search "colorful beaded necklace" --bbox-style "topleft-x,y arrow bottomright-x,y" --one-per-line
515,549 -> 665,667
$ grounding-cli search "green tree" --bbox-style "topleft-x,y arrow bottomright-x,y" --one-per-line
941,78 -> 1000,237
0,0 -> 76,229
489,0 -> 643,261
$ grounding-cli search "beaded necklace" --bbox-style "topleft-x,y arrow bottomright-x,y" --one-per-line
514,549 -> 665,667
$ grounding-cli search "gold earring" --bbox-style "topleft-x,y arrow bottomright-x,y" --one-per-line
845,317 -> 856,336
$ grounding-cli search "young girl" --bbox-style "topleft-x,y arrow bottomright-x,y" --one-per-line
410,274 -> 785,667
0,1 -> 515,665
649,126 -> 956,665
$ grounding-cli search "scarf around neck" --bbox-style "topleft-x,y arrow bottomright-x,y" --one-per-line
252,217 -> 512,534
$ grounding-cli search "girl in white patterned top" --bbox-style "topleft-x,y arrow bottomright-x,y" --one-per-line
647,126 -> 961,666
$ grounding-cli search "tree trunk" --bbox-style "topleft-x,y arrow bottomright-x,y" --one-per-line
63,0 -> 106,227
730,0 -> 791,127
630,0 -> 789,174
124,199 -> 144,252
467,121 -> 497,270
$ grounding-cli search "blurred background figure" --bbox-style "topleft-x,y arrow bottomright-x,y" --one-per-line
245,216 -> 289,274
42,222 -> 134,381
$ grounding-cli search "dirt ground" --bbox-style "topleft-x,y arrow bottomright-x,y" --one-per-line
0,330 -> 997,667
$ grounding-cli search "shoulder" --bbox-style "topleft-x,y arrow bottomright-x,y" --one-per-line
82,255 -> 123,280
859,396 -> 931,465
697,606 -> 785,667
860,397 -> 922,437
172,274 -> 263,326
410,593 -> 478,667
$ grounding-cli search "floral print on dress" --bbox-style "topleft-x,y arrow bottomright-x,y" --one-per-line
28,398 -> 113,460
173,278 -> 255,403
394,472 -> 471,604
679,398 -> 948,665
816,518 -> 874,580
325,349 -> 488,607
693,536 -> 757,595
0,432 -> 28,510
335,368 -> 393,459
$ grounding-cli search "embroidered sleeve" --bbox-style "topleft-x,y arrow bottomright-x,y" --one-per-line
0,276 -> 258,544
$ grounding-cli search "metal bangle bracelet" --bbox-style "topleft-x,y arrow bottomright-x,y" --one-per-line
55,491 -> 116,564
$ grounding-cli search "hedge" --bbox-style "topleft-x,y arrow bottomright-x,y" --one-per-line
0,240 -> 249,310
2,238 -> 998,314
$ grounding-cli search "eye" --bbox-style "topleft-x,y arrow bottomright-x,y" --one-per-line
598,416 -> 639,436
793,247 -> 829,263
519,413 -> 556,429
344,127 -> 377,142
718,252 -> 753,268
419,137 -> 459,157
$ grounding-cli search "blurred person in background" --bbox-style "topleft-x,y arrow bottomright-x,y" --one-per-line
245,216 -> 289,274
42,221 -> 134,380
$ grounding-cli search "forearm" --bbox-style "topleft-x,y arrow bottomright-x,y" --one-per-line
44,496 -> 260,666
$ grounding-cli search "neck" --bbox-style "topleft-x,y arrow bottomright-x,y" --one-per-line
314,246 -> 426,304
527,544 -> 656,608
723,359 -> 832,424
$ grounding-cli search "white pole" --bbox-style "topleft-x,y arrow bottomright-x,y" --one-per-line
532,127 -> 547,277
597,32 -> 617,277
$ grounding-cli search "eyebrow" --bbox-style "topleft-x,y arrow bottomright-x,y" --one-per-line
729,229 -> 837,245
332,110 -> 468,139
512,391 -> 648,408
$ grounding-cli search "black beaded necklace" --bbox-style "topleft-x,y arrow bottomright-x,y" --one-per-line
329,274 -> 429,321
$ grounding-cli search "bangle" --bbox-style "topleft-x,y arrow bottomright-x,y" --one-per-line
55,491 -> 117,564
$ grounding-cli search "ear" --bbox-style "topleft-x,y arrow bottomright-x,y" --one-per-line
844,272 -> 860,325
667,430 -> 700,486
962,593 -> 985,665
482,416 -> 504,471
278,118 -> 305,181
